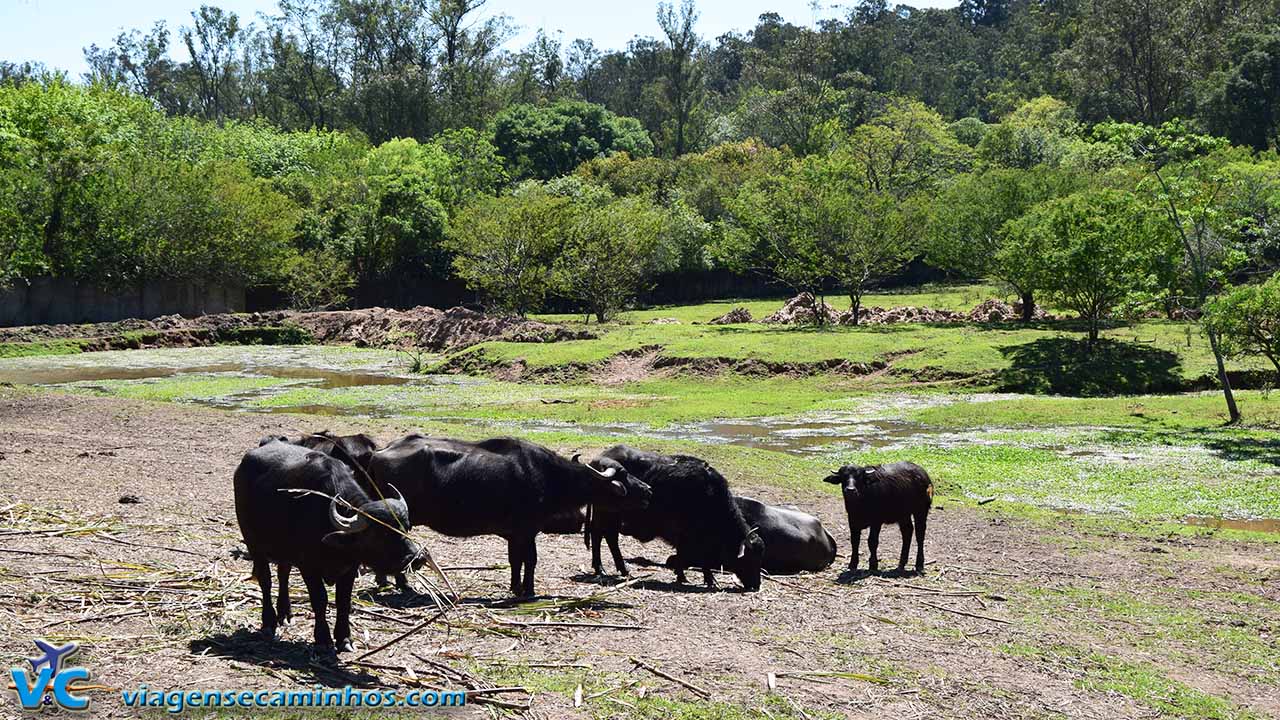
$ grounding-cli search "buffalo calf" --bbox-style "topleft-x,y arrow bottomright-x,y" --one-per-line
823,462 -> 932,575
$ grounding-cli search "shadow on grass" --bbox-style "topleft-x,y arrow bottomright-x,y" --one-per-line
996,338 -> 1184,396
191,629 -> 379,686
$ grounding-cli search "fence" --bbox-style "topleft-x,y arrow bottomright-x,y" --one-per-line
0,278 -> 245,327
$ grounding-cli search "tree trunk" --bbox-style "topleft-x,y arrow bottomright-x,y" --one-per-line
849,293 -> 862,326
1020,290 -> 1035,323
809,293 -> 825,327
1206,327 -> 1242,424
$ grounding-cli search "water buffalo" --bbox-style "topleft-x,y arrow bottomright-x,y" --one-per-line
735,496 -> 837,574
368,435 -> 652,597
233,437 -> 426,653
588,445 -> 765,591
823,461 -> 932,575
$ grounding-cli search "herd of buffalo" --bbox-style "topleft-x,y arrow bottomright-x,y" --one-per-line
233,431 -> 935,653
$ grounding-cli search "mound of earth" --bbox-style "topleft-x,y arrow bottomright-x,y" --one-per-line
709,307 -> 753,324
0,306 -> 593,352
761,294 -> 1049,326
289,306 -> 593,349
846,305 -> 965,325
761,294 -> 844,324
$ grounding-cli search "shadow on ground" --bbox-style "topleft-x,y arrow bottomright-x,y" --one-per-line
997,338 -> 1183,396
191,630 -> 379,687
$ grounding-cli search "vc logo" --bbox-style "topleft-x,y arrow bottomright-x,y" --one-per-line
9,639 -> 91,711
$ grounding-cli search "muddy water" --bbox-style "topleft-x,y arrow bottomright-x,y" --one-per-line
1183,516 -> 1280,534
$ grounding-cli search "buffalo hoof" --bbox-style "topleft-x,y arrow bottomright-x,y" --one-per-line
310,642 -> 337,661
337,638 -> 356,654
278,613 -> 293,626
259,624 -> 280,640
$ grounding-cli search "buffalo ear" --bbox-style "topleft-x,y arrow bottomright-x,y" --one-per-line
822,472 -> 843,484
609,479 -> 627,497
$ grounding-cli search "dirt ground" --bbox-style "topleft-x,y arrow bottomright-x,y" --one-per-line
1,390 -> 1277,719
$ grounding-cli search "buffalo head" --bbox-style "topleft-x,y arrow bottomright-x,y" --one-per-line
822,464 -> 879,499
574,454 -> 652,510
323,484 -> 426,575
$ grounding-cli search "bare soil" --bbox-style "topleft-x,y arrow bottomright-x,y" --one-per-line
0,391 -> 1277,719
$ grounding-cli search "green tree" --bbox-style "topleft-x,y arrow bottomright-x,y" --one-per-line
927,167 -> 1082,320
445,184 -> 571,315
655,0 -> 705,156
1205,276 -> 1280,380
1003,189 -> 1178,343
554,195 -> 669,322
717,170 -> 838,325
491,100 -> 653,181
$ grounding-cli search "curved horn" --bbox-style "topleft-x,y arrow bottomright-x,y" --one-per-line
588,464 -> 617,478
329,496 -> 369,533
387,483 -> 407,506
571,453 -> 583,464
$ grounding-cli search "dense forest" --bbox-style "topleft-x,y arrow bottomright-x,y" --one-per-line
0,0 -> 1278,342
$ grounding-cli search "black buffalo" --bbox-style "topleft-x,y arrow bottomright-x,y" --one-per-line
369,435 -> 652,597
735,496 -> 837,574
823,462 -> 933,575
589,445 -> 765,591
233,437 -> 426,652
295,431 -> 379,476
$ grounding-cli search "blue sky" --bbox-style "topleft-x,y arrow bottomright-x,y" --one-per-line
1,0 -> 956,78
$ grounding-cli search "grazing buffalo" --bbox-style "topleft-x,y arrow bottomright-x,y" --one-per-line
735,496 -> 837,574
589,446 -> 765,591
369,435 -> 652,597
823,462 -> 933,575
233,437 -> 426,653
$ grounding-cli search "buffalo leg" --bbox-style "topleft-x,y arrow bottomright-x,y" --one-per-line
867,524 -> 881,573
333,569 -> 355,653
301,570 -> 332,650
606,531 -> 628,576
275,563 -> 292,625
914,512 -> 928,574
701,568 -> 718,589
507,539 -> 524,596
254,558 -> 277,637
521,535 -> 538,597
848,526 -> 861,572
590,530 -> 606,575
666,553 -> 689,584
896,516 -> 914,573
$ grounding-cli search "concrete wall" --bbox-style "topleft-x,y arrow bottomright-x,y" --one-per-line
0,278 -> 245,326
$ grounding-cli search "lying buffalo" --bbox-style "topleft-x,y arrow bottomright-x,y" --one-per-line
369,435 -> 652,597
233,437 -> 426,652
589,445 -> 764,591
823,461 -> 933,575
734,496 -> 837,574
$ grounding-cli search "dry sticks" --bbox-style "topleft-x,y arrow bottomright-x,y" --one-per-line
630,657 -> 711,699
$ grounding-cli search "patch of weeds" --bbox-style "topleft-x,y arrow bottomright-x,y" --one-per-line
1000,643 -> 1261,720
64,374 -> 304,403
217,324 -> 314,346
0,338 -> 91,358
1015,585 -> 1280,686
